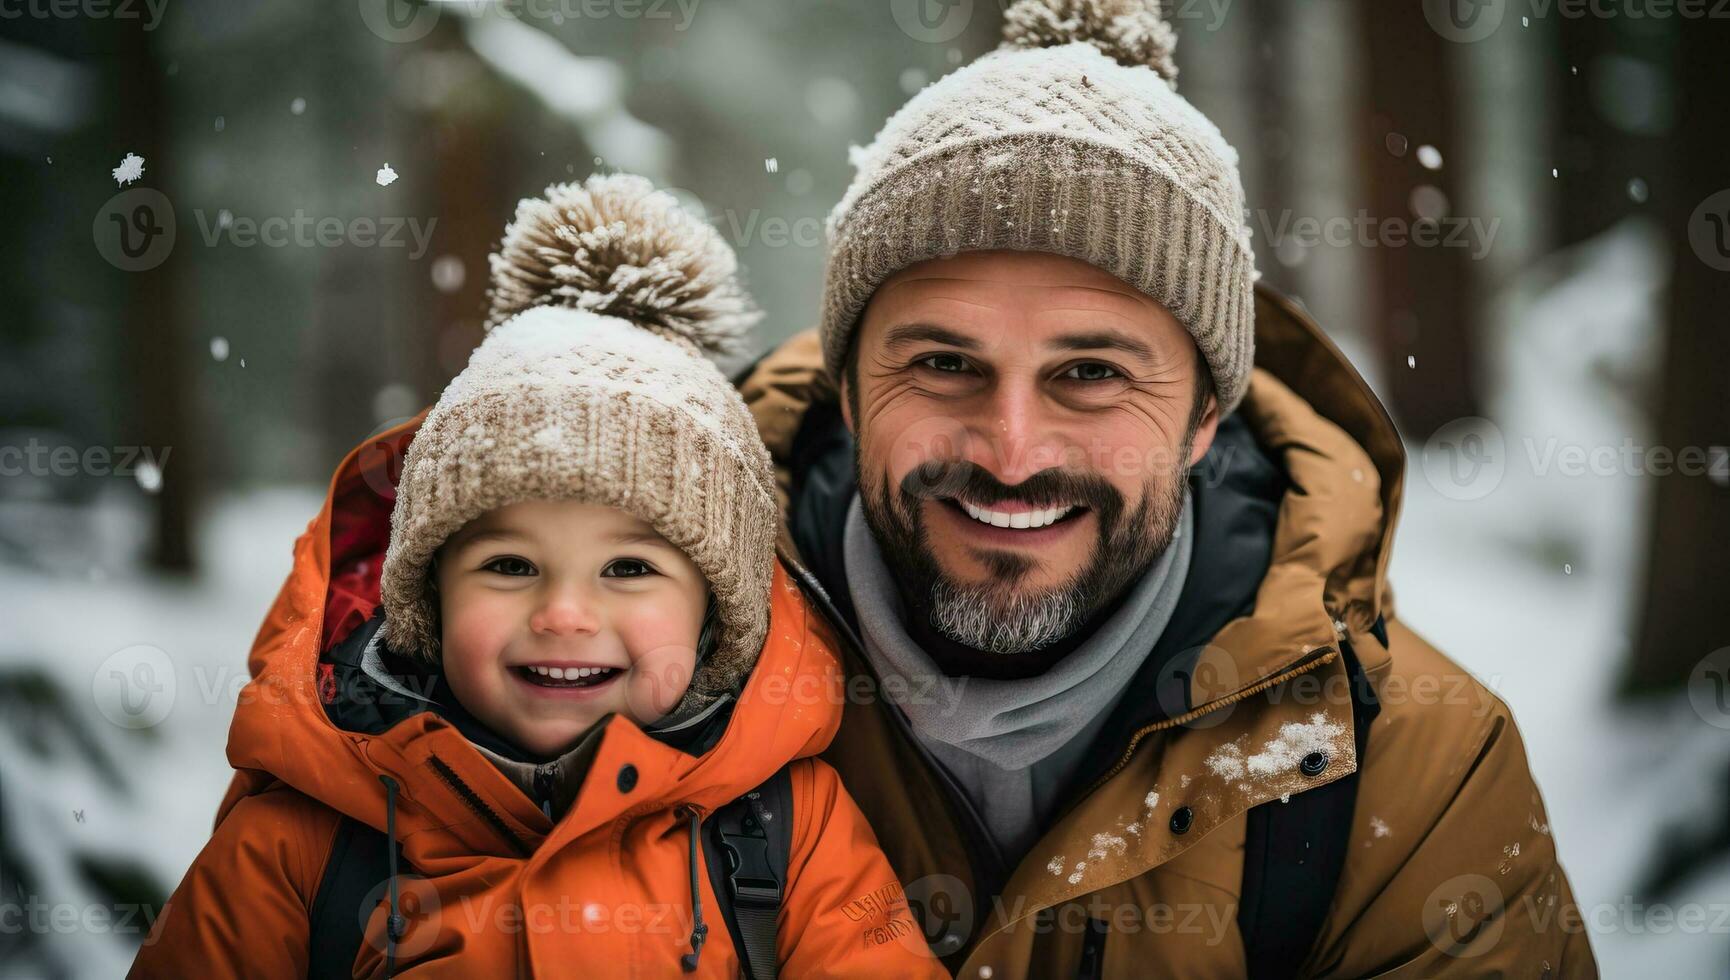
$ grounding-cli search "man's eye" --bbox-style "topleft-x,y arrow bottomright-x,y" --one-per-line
482,556 -> 536,577
602,559 -> 655,579
1063,362 -> 1122,382
916,353 -> 971,374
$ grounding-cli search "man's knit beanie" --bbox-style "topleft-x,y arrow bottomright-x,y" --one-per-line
821,0 -> 1258,414
379,174 -> 779,710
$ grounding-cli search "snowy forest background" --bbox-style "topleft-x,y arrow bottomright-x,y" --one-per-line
2,0 -> 1727,976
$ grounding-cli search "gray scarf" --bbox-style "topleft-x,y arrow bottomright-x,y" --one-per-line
842,489 -> 1194,772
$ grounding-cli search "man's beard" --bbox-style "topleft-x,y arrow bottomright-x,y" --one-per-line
856,447 -> 1192,657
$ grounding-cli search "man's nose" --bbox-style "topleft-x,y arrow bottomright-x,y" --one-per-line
968,378 -> 1066,485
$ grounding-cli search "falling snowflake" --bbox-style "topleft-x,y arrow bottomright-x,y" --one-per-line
1370,816 -> 1391,839
376,163 -> 399,187
112,152 -> 145,187
1046,856 -> 1065,876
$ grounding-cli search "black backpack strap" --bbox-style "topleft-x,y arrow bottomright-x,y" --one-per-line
307,815 -> 403,979
1237,627 -> 1382,979
702,766 -> 795,980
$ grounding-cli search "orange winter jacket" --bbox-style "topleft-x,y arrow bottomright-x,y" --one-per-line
129,419 -> 943,979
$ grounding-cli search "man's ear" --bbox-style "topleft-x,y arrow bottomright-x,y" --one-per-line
1188,393 -> 1220,467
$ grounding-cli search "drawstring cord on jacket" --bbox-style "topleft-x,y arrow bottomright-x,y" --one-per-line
379,774 -> 407,978
680,805 -> 708,972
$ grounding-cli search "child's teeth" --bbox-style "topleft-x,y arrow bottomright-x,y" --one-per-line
523,665 -> 618,683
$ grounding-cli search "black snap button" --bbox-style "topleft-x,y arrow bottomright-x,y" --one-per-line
616,763 -> 638,793
1300,752 -> 1329,777
1169,805 -> 1194,835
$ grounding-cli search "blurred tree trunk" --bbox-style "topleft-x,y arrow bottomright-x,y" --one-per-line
116,20 -> 194,572
1622,20 -> 1730,695
1354,0 -> 1481,441
1246,0 -> 1297,298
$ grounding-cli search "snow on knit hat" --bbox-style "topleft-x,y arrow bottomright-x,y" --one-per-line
379,173 -> 779,708
821,0 -> 1258,414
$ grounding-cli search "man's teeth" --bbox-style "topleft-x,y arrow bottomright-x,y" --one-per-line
524,665 -> 617,680
959,500 -> 1076,529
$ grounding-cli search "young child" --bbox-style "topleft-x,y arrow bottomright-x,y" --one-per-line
131,175 -> 941,978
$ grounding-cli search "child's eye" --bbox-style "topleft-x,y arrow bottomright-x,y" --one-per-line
482,556 -> 536,577
602,559 -> 655,579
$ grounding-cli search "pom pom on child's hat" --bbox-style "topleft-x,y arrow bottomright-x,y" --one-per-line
380,174 -> 778,710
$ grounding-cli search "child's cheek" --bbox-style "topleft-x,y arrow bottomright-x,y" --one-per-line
440,591 -> 516,681
620,630 -> 699,722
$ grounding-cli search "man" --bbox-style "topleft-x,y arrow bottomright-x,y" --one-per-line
737,0 -> 1596,976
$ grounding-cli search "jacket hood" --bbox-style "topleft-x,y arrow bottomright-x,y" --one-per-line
217,416 -> 845,855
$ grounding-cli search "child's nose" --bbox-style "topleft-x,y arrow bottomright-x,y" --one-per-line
529,588 -> 602,636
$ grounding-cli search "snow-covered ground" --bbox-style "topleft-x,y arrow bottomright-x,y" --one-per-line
1388,219 -> 1730,976
0,488 -> 322,978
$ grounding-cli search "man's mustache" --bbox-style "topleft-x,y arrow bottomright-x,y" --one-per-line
899,459 -> 1124,518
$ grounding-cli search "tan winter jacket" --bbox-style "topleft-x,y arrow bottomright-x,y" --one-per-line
737,284 -> 1597,978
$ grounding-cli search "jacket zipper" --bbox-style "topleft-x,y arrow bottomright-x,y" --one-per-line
428,754 -> 533,858
533,761 -> 559,821
782,560 -> 1013,906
